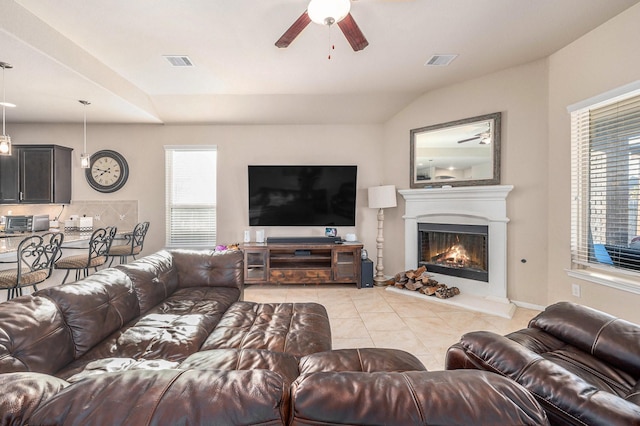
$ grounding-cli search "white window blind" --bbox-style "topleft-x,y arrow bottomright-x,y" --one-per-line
165,146 -> 217,247
570,89 -> 640,274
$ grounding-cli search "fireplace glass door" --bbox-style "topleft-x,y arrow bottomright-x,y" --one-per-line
418,223 -> 488,282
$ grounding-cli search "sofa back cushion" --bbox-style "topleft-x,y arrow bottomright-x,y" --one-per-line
29,369 -> 288,425
170,249 -> 243,290
0,297 -> 75,374
290,370 -> 549,425
38,268 -> 139,360
117,250 -> 178,314
530,301 -> 640,377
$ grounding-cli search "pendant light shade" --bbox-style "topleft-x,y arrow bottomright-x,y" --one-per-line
0,61 -> 13,156
308,0 -> 351,26
79,100 -> 91,168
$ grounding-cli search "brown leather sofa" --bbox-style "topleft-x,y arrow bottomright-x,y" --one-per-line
0,249 -> 549,425
446,301 -> 640,426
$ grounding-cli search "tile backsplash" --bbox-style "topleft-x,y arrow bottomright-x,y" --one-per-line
1,200 -> 138,233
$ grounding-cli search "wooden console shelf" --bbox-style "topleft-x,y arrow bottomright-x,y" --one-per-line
242,242 -> 362,286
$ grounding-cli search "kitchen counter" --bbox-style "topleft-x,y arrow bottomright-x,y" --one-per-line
0,229 -> 130,257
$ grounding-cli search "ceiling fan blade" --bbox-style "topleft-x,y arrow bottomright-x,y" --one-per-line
275,11 -> 311,48
337,13 -> 369,51
457,136 -> 480,144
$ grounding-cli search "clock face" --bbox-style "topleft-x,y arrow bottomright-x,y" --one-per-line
85,150 -> 129,193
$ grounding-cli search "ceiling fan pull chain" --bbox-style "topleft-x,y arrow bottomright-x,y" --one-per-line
328,24 -> 335,60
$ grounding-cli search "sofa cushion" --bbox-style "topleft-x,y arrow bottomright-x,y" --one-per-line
299,348 -> 426,374
201,301 -> 332,357
170,249 -> 244,290
55,285 -> 240,380
0,296 -> 74,374
38,268 -> 139,360
116,250 -> 178,314
180,348 -> 300,385
65,358 -> 180,383
290,370 -> 549,425
0,372 -> 69,425
29,369 -> 288,425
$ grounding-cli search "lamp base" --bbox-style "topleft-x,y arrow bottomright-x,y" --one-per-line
373,276 -> 388,287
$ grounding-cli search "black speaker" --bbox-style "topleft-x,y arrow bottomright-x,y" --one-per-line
359,258 -> 374,289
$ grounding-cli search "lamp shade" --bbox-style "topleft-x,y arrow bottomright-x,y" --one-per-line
368,185 -> 397,209
308,0 -> 351,25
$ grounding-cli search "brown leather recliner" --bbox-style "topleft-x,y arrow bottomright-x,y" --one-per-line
446,301 -> 640,426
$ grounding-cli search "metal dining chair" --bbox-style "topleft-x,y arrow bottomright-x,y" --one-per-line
0,232 -> 64,300
54,226 -> 117,284
107,221 -> 150,266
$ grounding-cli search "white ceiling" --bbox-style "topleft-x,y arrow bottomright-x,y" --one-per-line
0,0 -> 638,125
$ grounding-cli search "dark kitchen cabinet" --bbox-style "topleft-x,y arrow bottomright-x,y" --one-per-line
0,152 -> 20,203
0,145 -> 73,204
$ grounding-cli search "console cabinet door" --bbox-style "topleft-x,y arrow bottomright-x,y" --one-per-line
332,246 -> 361,282
244,247 -> 268,283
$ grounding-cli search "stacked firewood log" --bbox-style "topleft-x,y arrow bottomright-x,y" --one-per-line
390,266 -> 460,299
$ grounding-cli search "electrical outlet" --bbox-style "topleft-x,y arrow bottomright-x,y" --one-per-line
571,283 -> 581,298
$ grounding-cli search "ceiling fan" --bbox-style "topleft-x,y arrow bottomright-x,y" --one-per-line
275,0 -> 369,51
457,126 -> 492,145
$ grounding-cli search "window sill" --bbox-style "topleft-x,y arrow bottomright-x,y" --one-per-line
566,268 -> 640,295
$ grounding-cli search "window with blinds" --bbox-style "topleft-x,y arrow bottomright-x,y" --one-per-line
165,146 -> 217,247
570,87 -> 640,275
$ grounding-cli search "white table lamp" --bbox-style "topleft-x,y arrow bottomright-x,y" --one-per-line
368,185 -> 397,286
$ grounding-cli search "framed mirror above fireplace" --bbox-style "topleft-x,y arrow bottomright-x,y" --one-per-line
410,112 -> 501,188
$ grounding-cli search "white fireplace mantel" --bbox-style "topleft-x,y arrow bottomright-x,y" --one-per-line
397,185 -> 514,316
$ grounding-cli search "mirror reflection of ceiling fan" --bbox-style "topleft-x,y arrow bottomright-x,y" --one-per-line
457,125 -> 492,145
276,0 -> 414,52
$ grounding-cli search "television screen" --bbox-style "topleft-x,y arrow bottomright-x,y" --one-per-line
248,165 -> 357,226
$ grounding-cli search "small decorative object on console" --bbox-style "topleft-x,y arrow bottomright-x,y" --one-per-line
325,227 -> 337,237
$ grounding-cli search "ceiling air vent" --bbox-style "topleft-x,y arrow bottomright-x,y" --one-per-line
163,55 -> 194,67
425,54 -> 458,66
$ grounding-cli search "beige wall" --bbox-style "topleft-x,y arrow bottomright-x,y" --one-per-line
8,123 -> 385,261
381,60 -> 550,307
546,3 -> 640,322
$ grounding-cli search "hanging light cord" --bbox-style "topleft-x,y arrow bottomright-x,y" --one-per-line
1,64 -> 6,136
83,103 -> 87,153
79,100 -> 90,153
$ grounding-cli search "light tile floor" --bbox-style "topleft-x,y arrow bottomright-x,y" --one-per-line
245,284 -> 540,371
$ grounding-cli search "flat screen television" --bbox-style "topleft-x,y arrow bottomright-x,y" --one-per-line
248,165 -> 357,226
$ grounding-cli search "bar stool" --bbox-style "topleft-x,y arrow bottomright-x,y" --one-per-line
107,221 -> 150,266
55,227 -> 117,284
0,232 -> 64,301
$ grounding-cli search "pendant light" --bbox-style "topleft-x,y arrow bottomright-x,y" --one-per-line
79,100 -> 91,168
0,61 -> 14,156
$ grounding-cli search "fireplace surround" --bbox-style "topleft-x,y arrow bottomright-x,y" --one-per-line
398,185 -> 514,317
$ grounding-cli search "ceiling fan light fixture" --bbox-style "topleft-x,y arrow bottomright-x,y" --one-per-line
308,0 -> 351,26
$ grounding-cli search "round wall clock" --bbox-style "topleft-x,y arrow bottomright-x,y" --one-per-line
85,149 -> 129,193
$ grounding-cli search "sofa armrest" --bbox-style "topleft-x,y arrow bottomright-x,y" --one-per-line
446,331 -> 544,376
0,372 -> 68,425
530,302 -> 640,376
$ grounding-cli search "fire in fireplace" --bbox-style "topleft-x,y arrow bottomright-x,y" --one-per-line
418,223 -> 489,282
